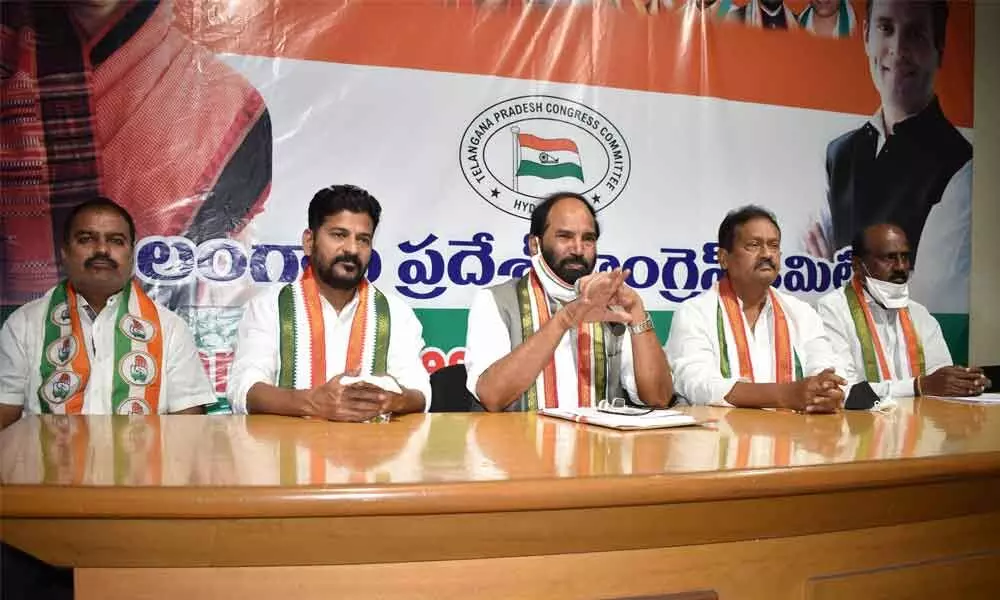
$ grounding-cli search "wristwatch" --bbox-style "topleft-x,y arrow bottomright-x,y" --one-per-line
629,313 -> 654,335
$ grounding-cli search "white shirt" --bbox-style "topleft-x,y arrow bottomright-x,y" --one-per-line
226,286 -> 432,415
463,287 -> 639,408
816,287 -> 952,402
665,284 -> 844,406
0,286 -> 215,415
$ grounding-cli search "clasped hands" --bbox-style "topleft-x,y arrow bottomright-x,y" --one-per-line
303,371 -> 401,422
560,269 -> 643,327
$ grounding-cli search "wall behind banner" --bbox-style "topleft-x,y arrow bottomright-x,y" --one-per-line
1,0 -> 979,413
970,0 -> 1000,366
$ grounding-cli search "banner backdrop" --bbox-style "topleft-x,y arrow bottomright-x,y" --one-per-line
1,0 -> 974,413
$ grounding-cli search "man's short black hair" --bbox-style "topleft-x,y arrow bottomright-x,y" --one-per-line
62,197 -> 137,246
308,185 -> 381,232
718,205 -> 781,252
851,222 -> 907,259
529,192 -> 600,239
865,0 -> 949,57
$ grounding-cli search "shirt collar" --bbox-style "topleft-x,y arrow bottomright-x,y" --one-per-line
868,97 -> 943,146
322,289 -> 362,321
730,287 -> 775,315
76,288 -> 125,322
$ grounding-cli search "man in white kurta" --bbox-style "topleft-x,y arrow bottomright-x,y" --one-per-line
464,192 -> 673,412
0,198 -> 214,428
666,206 -> 846,411
227,284 -> 431,415
226,185 -> 430,420
668,282 -> 845,406
816,223 -> 988,401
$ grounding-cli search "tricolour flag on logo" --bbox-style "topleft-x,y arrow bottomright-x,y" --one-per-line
515,133 -> 584,182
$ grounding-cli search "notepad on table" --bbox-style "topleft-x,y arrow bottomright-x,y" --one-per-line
538,407 -> 702,431
929,392 -> 1000,404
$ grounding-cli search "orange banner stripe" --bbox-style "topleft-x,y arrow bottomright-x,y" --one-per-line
898,308 -> 923,377
174,0 -> 974,127
519,133 -> 579,154
769,290 -> 793,384
577,324 -> 592,408
852,276 -> 893,380
719,278 -> 755,381
345,279 -> 370,375
309,449 -> 326,484
302,268 -> 329,385
65,286 -> 89,414
529,271 -> 559,408
735,435 -> 751,468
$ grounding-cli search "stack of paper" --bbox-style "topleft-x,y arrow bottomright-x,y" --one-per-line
538,407 -> 701,430
930,393 -> 1000,404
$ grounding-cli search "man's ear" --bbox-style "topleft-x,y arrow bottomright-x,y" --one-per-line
302,229 -> 314,257
528,235 -> 540,256
852,256 -> 864,276
717,247 -> 728,270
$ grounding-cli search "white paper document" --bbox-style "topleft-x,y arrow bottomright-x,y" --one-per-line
538,407 -> 701,431
930,392 -> 1000,404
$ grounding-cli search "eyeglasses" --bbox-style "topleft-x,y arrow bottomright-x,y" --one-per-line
596,397 -> 655,416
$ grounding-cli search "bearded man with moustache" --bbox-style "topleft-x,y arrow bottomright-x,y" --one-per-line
464,192 -> 673,412
666,206 -> 847,411
817,223 -> 989,402
226,185 -> 431,420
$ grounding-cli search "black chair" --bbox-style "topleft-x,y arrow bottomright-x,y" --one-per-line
429,364 -> 477,412
1,542 -> 73,600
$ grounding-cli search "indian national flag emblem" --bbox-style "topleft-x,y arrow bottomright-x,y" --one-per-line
514,131 -> 584,182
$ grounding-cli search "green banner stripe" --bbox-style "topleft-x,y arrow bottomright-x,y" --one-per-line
111,284 -> 134,413
373,287 -> 391,374
515,275 -> 538,411
594,322 -> 607,404
715,303 -> 731,378
277,284 -> 295,388
516,160 -> 584,181
37,284 -> 69,414
844,284 -> 883,382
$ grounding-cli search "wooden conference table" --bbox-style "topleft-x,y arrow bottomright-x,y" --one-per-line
2,398 -> 1000,599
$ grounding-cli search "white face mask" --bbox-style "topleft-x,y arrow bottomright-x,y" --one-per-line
863,264 -> 910,309
530,249 -> 579,305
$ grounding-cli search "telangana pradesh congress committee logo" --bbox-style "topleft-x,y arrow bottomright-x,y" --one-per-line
460,96 -> 631,219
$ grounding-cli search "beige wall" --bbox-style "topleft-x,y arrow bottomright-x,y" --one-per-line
970,0 -> 1000,365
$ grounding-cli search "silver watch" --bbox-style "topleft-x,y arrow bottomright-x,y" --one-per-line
628,314 -> 654,335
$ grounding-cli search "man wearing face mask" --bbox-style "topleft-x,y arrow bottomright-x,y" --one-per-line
464,192 -> 673,411
666,206 -> 846,411
226,185 -> 431,420
0,197 -> 215,429
816,223 -> 989,400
